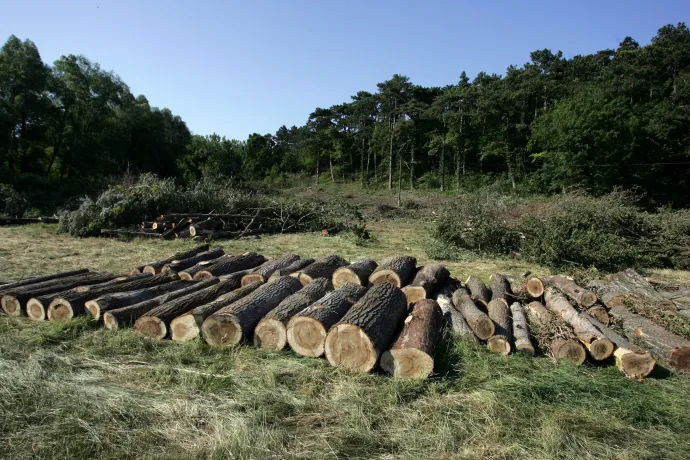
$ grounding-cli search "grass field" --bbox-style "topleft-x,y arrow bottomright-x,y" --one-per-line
1,223 -> 690,459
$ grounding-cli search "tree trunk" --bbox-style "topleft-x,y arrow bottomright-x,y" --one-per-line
332,258 -> 377,288
241,254 -> 301,285
502,274 -> 544,299
434,279 -> 479,342
388,117 -> 395,190
588,316 -> 656,378
486,299 -> 512,355
543,276 -> 597,307
103,278 -> 216,330
325,283 -> 408,373
202,276 -> 303,347
401,264 -> 450,305
179,256 -> 229,280
464,275 -> 491,306
397,152 -> 402,207
489,274 -> 514,304
268,258 -> 315,281
315,149 -> 320,185
410,145 -> 415,189
368,255 -> 417,288
162,247 -> 225,274
524,301 -> 587,365
544,287 -> 614,360
192,253 -> 266,280
188,220 -> 223,237
291,254 -> 348,286
510,302 -> 534,356
330,154 -> 335,183
286,284 -> 368,357
253,278 -> 333,350
0,269 -> 90,293
452,289 -> 495,340
380,299 -> 443,378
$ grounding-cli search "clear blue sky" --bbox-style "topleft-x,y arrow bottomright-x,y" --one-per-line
2,1 -> 688,139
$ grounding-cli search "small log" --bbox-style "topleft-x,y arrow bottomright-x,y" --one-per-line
201,276 -> 303,347
451,289 -> 495,340
586,306 -> 610,325
0,269 -> 90,293
325,282 -> 408,373
152,221 -> 174,232
588,316 -> 656,378
170,281 -> 262,342
510,302 -> 534,356
189,219 -> 223,237
103,279 -> 215,330
100,229 -> 162,239
368,256 -> 416,288
241,254 -> 301,286
380,299 -> 443,378
524,301 -> 587,365
137,244 -> 210,274
193,253 -> 266,279
141,222 -> 155,229
434,279 -> 479,342
291,254 -> 348,286
489,274 -> 515,305
332,258 -> 378,288
160,247 -> 225,274
544,276 -> 597,307
401,264 -> 450,305
502,274 -> 544,299
253,278 -> 333,350
161,218 -> 193,240
286,283 -> 368,357
544,287 -> 614,360
268,258 -> 315,281
486,299 -> 512,355
464,275 -> 491,305
178,256 -> 229,280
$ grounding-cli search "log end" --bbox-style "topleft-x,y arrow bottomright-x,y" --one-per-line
241,273 -> 265,286
103,312 -> 119,330
178,272 -> 194,281
47,301 -> 74,322
1,296 -> 22,316
578,291 -> 598,308
515,343 -> 536,357
134,316 -> 168,340
297,273 -> 313,286
380,348 -> 434,379
26,298 -> 46,321
286,316 -> 327,357
325,323 -> 377,373
253,318 -> 287,351
587,337 -> 615,361
526,278 -> 545,298
193,271 -> 214,280
487,336 -> 511,355
615,348 -> 656,379
369,270 -> 402,288
129,268 -> 142,275
669,346 -> 690,373
201,316 -> 242,347
553,339 -> 587,366
143,266 -> 158,275
401,286 -> 427,306
170,314 -> 200,342
85,300 -> 101,320
332,268 -> 362,289
474,317 -> 496,341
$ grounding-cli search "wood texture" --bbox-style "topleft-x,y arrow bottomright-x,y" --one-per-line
544,275 -> 597,307
241,254 -> 301,285
85,280 -> 191,320
489,274 -> 514,305
510,302 -> 534,356
0,269 -> 90,293
434,279 -> 479,342
368,256 -> 416,288
503,274 -> 544,299
332,258 -> 378,288
162,247 -> 225,273
268,258 -> 315,281
588,316 -> 656,378
139,244 -> 211,274
465,275 -> 491,305
524,300 -> 587,365
486,299 -> 512,355
401,264 -> 450,305
451,289 -> 495,340
193,252 -> 266,279
291,255 -> 348,286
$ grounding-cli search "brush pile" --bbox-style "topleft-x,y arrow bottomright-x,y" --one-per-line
2,246 -> 689,379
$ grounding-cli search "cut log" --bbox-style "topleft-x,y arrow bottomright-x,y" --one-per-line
189,219 -> 223,237
268,258 -> 315,281
160,247 -> 225,274
502,274 -> 544,299
451,289 -> 495,340
137,244 -> 210,274
170,281 -> 262,342
486,299 -> 512,355
1,272 -> 117,317
178,256 -> 229,280
152,221 -> 174,232
380,299 -> 443,378
161,218 -> 193,240
253,278 -> 333,350
588,316 -> 656,378
193,253 -> 266,279
464,275 -> 491,305
368,256 -> 416,288
401,264 -> 450,305
544,276 -> 597,307
84,280 -> 192,320
202,276 -> 303,347
286,284 -> 368,357
324,282 -> 408,373
489,274 -> 514,304
510,302 -> 534,356
524,301 -> 587,365
434,279 -> 479,343
291,254 -> 348,286
332,258 -> 378,288
241,254 -> 301,286
100,229 -> 162,239
586,306 -> 610,325
103,279 -> 215,330
608,306 -> 690,373
544,287 -> 614,360
0,269 -> 90,293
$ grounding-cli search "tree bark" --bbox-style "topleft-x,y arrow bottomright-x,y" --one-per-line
380,299 -> 443,378
241,254 -> 301,285
161,218 -> 193,240
464,275 -> 491,306
291,254 -> 348,286
452,289 -> 495,340
486,299 -> 512,355
586,306 -> 610,325
502,274 -> 544,299
543,276 -> 597,307
510,302 -> 534,356
332,258 -> 378,288
325,283 -> 408,373
268,258 -> 315,281
0,269 -> 90,293
192,253 -> 266,280
286,283 -> 368,357
179,255 -> 229,280
401,264 -> 450,305
524,300 -> 587,365
368,255 -> 417,288
188,220 -> 223,237
588,316 -> 656,378
135,244 -> 210,273
253,278 -> 333,350
489,274 -> 514,304
158,247 -> 223,274
202,276 -> 303,347
434,279 -> 478,342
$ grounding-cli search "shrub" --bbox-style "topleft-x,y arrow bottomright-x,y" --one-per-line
0,184 -> 32,218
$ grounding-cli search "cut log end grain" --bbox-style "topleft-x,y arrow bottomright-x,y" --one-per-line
668,346 -> 690,371
452,290 -> 495,340
296,273 -> 316,286
193,271 -> 215,280
324,323 -> 378,373
142,266 -> 160,275
1,296 -> 21,316
286,316 -> 327,357
332,268 -> 364,287
552,339 -> 588,366
380,348 -> 434,379
369,270 -> 403,287
368,256 -> 416,288
47,302 -> 74,322
526,278 -> 545,298
26,298 -> 46,321
586,338 -> 615,361
103,312 -> 119,330
134,316 -> 167,340
169,314 -> 199,343
178,272 -> 194,281
201,316 -> 242,347
401,286 -> 427,306
84,300 -> 101,320
253,318 -> 286,351
578,291 -> 598,308
487,336 -> 512,355
615,348 -> 656,379
241,273 -> 265,286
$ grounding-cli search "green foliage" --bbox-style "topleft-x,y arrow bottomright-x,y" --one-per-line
0,184 -> 31,217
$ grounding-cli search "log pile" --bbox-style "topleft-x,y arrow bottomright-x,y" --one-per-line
4,249 -> 690,379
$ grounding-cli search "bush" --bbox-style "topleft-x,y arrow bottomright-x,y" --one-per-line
0,184 -> 32,217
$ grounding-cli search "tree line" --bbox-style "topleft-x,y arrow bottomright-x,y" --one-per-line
2,23 -> 689,207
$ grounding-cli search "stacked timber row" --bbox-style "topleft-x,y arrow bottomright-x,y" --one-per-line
3,249 -> 689,379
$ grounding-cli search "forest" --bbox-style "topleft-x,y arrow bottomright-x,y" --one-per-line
1,23 -> 690,208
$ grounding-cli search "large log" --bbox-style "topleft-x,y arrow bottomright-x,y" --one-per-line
502,274 -> 544,299
201,276 -> 303,347
291,254 -> 348,286
489,274 -> 514,304
1,272 -> 117,317
544,287 -> 614,360
192,253 -> 266,279
544,275 -> 597,307
0,269 -> 90,293
268,258 -> 315,281
464,275 -> 491,306
170,281 -> 262,342
135,244 -> 210,274
161,218 -> 192,240
253,278 -> 333,350
588,315 -> 656,378
241,254 -> 301,286
324,283 -> 408,373
401,264 -> 450,305
433,279 -> 479,343
162,247 -> 225,274
608,306 -> 690,373
286,283 -> 368,357
178,255 -> 229,280
188,219 -> 223,237
368,256 -> 416,288
451,289 -> 495,340
510,302 -> 534,356
103,278 -> 215,330
524,301 -> 587,365
332,258 -> 378,288
380,299 -> 443,378
486,299 -> 512,355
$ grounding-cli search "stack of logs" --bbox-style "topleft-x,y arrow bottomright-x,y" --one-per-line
2,245 -> 689,380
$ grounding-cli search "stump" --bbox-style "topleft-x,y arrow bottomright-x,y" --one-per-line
464,275 -> 491,305
451,289 -> 495,340
486,299 -> 512,355
291,255 -> 348,286
524,301 -> 587,365
401,264 -> 450,305
332,258 -> 378,288
368,256 -> 417,288
510,302 -> 534,356
241,254 -> 301,285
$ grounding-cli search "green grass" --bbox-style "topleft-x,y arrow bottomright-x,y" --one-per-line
1,224 -> 690,459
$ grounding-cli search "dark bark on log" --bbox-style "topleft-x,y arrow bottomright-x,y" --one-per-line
332,258 -> 378,288
286,284 -> 368,357
510,302 -> 534,356
464,275 -> 491,305
178,255 -> 229,280
193,253 -> 266,279
524,301 -> 587,365
254,278 -> 333,350
137,244 -> 210,274
292,254 -> 348,286
325,283 -> 408,373
152,221 -> 175,231
588,316 -> 656,378
84,280 -> 192,320
100,229 -> 162,239
202,276 -> 303,347
502,274 -> 544,299
486,299 -> 512,355
0,269 -> 90,293
161,218 -> 193,240
489,274 -> 514,304
401,264 -> 450,305
189,219 -> 223,237
544,276 -> 597,307
268,258 -> 315,281
434,279 -> 479,342
452,289 -> 495,340
381,299 -> 443,378
161,247 -> 224,274
241,254 -> 301,285
368,256 -> 417,288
